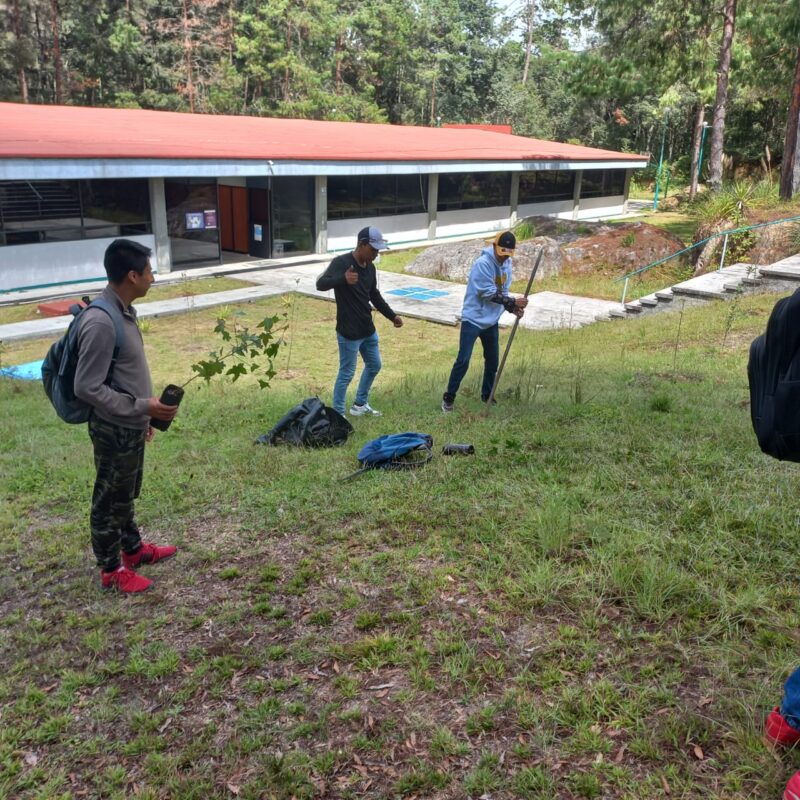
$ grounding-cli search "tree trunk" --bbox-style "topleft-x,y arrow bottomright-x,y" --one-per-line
334,33 -> 343,94
689,104 -> 705,199
283,22 -> 291,101
708,0 -> 737,191
521,0 -> 535,85
50,0 -> 64,103
10,0 -> 29,102
430,72 -> 437,125
182,0 -> 195,112
779,46 -> 800,200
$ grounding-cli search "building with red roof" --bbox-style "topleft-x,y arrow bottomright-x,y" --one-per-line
0,103 -> 648,291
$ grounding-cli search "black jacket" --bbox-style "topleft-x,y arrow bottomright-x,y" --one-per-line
316,253 -> 397,340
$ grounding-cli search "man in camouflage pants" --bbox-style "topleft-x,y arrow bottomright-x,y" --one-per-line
74,239 -> 178,593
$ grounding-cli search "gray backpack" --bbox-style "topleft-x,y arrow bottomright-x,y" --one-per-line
41,298 -> 125,423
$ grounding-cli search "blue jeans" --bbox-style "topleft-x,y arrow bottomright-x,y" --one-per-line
782,666 -> 800,729
333,331 -> 382,413
445,320 -> 499,401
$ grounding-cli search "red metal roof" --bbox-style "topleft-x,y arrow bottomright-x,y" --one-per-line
444,123 -> 514,135
0,103 -> 648,164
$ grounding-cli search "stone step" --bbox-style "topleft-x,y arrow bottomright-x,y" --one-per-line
759,263 -> 800,281
741,276 -> 763,286
608,308 -> 628,319
624,301 -> 643,313
722,282 -> 744,293
670,264 -> 754,300
655,290 -> 674,301
639,294 -> 659,307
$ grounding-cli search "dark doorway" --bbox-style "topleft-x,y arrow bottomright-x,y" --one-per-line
248,188 -> 271,259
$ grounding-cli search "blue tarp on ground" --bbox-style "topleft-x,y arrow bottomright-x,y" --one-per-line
0,360 -> 43,381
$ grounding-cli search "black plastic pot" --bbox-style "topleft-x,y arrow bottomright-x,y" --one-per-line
150,384 -> 184,431
441,443 -> 475,455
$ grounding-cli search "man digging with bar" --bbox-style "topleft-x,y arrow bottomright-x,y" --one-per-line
442,231 -> 528,412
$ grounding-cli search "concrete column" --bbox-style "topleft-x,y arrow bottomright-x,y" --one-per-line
148,178 -> 172,274
509,172 -> 520,226
315,175 -> 327,254
427,174 -> 439,240
572,170 -> 583,220
622,168 -> 633,214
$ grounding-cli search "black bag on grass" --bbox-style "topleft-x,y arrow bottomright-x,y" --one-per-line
256,397 -> 353,447
748,287 -> 800,462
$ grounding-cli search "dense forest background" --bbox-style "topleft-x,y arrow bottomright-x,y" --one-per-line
1,0 -> 798,177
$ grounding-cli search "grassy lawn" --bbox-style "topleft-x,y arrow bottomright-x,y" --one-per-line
0,276 -> 256,326
375,247 -> 428,275
2,290 -> 799,799
637,211 -> 697,245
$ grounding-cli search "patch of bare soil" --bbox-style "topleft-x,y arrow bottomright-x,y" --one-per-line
561,222 -> 686,275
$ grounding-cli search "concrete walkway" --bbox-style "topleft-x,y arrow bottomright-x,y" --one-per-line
0,261 -> 624,343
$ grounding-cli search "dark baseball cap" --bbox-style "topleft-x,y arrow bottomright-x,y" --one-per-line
487,230 -> 516,255
357,226 -> 390,251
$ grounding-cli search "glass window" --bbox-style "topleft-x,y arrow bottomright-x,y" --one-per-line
580,169 -> 626,199
164,178 -> 219,266
80,179 -> 151,237
437,172 -> 511,212
328,175 -> 428,220
328,176 -> 363,220
272,176 -> 314,256
518,171 -> 576,204
0,179 -> 151,246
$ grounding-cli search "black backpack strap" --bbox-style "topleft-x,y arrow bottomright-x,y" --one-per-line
85,297 -> 126,383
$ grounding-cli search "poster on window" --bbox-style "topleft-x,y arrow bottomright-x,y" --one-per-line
185,211 -> 205,230
203,209 -> 217,229
254,224 -> 263,242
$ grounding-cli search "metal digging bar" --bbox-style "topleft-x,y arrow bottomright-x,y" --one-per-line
484,246 -> 544,414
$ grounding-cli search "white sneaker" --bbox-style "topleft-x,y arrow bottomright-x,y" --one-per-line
349,402 -> 382,417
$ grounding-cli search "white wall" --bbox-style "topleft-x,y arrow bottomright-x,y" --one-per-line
517,199 -> 574,221
327,213 -> 429,252
575,195 -> 625,220
436,206 -> 512,239
0,234 -> 156,292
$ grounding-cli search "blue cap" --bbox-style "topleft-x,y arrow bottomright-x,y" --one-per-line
357,226 -> 390,251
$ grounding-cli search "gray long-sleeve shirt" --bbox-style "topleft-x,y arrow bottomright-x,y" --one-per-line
73,286 -> 152,430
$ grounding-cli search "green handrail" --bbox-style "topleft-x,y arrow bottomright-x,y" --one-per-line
615,214 -> 800,304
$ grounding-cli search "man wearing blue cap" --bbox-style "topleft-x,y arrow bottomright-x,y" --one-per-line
316,226 -> 404,417
441,230 -> 528,412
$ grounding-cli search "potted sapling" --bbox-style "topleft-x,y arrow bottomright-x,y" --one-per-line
151,310 -> 285,431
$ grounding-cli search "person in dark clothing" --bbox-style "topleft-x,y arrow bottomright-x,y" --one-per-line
73,239 -> 178,593
316,226 -> 403,416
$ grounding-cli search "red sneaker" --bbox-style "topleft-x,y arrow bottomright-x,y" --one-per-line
101,566 -> 152,593
766,707 -> 800,748
122,542 -> 177,569
785,770 -> 800,800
